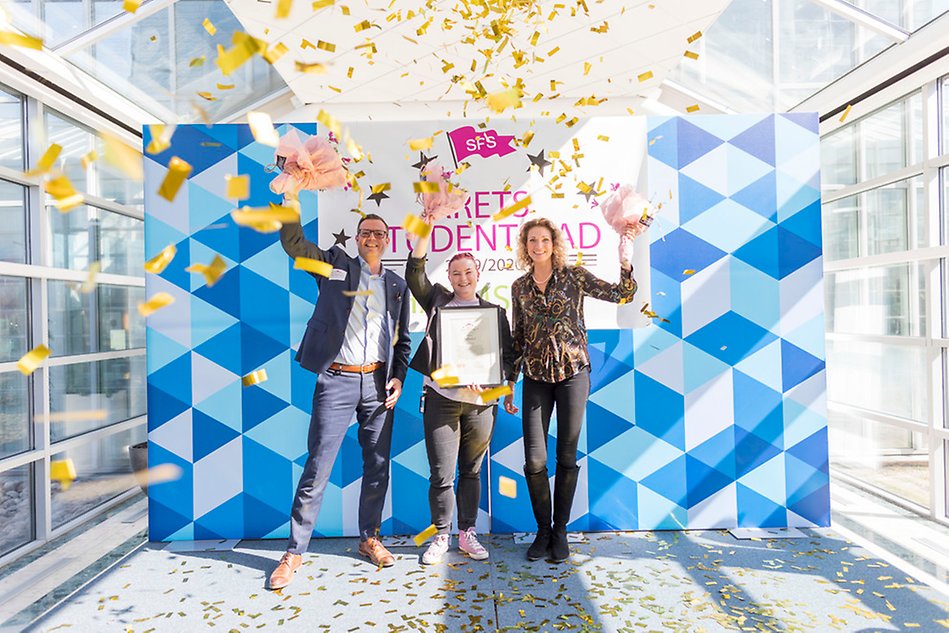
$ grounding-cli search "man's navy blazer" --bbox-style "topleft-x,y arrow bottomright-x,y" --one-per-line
279,222 -> 412,384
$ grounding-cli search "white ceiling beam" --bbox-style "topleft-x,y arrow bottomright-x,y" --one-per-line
53,0 -> 179,57
807,0 -> 910,43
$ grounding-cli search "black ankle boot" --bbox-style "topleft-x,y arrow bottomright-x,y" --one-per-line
549,464 -> 580,563
523,467 -> 552,561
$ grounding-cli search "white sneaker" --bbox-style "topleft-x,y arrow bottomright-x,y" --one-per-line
421,534 -> 450,565
458,527 -> 489,561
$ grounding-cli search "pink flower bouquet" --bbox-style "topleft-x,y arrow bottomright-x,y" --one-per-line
270,129 -> 349,195
599,184 -> 653,263
419,162 -> 468,222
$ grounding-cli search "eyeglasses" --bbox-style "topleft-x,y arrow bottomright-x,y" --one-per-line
357,229 -> 388,239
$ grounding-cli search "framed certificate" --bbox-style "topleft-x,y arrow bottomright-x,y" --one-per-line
435,306 -> 503,386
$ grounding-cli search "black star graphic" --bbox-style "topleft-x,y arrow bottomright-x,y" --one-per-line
333,228 -> 351,247
411,152 -> 437,171
527,150 -> 552,176
578,181 -> 597,203
367,190 -> 389,206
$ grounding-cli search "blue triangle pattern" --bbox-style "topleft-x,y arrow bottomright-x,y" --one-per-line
193,409 -> 241,462
734,427 -> 782,479
240,385 -> 290,433
728,114 -> 775,166
736,483 -> 787,528
780,339 -> 825,392
678,173 -> 726,224
195,493 -> 243,539
649,228 -> 727,282
677,117 -> 725,168
731,171 -> 777,222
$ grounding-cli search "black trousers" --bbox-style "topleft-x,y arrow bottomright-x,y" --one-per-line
521,368 -> 590,474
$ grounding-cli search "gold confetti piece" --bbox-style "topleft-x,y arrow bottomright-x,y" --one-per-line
185,254 -> 227,287
275,0 -> 291,18
683,269 -> 696,275
413,524 -> 438,547
413,181 -> 439,194
0,32 -> 43,49
498,476 -> 517,498
81,261 -> 101,294
687,30 -> 703,43
839,104 -> 853,122
123,0 -> 140,12
492,195 -> 530,221
403,214 -> 432,239
301,38 -> 315,49
295,61 -> 328,73
146,124 -> 172,154
686,104 -> 700,113
242,369 -> 268,387
44,174 -> 84,212
26,143 -> 62,176
226,174 -> 249,199
43,409 -> 107,423
316,40 -> 336,52
637,70 -> 654,82
354,19 -> 371,31
231,203 -> 300,226
102,133 -> 144,180
312,0 -> 333,8
248,111 -> 279,147
158,156 -> 192,202
478,385 -> 511,404
431,366 -> 459,388
583,61 -> 591,75
202,18 -> 216,35
370,182 -> 391,194
216,83 -> 235,90
684,50 -> 699,60
215,33 -> 263,75
138,292 -> 175,316
342,289 -> 373,297
575,252 -> 583,266
196,91 -> 216,101
408,136 -> 434,151
262,42 -> 288,64
50,458 -> 77,490
80,150 -> 97,169
596,135 -> 609,142
17,344 -> 50,375
486,87 -> 521,113
144,244 -> 177,274
189,55 -> 205,67
133,463 -> 183,488
294,257 -> 333,277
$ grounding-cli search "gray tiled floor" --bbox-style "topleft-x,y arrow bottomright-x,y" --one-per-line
23,529 -> 949,632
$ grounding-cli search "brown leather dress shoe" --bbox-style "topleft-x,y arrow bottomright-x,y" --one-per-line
358,536 -> 395,567
268,552 -> 302,590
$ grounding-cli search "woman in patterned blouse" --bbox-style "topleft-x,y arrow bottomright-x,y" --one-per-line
503,216 -> 646,562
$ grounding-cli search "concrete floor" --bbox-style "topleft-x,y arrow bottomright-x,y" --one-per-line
23,528 -> 949,633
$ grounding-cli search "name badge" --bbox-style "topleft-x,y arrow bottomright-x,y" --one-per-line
329,268 -> 347,281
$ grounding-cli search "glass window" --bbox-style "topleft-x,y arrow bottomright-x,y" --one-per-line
0,86 -> 23,171
50,424 -> 146,529
826,262 -> 928,336
826,339 -> 929,422
48,281 -> 144,357
823,197 -> 859,261
830,412 -> 930,508
0,372 -> 30,458
45,110 -> 95,195
94,136 -> 144,210
0,275 -> 29,364
845,0 -> 949,32
49,356 -> 146,443
821,126 -> 857,189
47,205 -> 144,276
0,180 -> 27,264
860,94 -> 923,180
0,464 -> 33,557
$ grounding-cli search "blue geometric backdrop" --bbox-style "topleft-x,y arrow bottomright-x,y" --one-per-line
144,114 -> 828,541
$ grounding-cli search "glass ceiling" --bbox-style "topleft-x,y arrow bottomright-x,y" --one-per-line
1,0 -> 947,125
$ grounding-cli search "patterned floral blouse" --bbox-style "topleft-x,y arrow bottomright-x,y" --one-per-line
511,265 -> 637,383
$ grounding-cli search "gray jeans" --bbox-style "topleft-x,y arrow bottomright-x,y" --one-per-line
423,389 -> 495,534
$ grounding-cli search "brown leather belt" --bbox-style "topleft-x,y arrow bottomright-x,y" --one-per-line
329,361 -> 384,374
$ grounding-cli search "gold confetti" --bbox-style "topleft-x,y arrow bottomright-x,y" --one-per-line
196,91 -> 216,101
202,18 -> 216,35
216,33 -> 263,75
81,261 -> 101,294
687,30 -> 703,43
403,214 -> 432,239
81,150 -> 97,169
185,254 -> 227,287
316,40 -> 336,52
294,61 -> 328,73
596,135 -> 609,142
498,476 -> 517,498
301,38 -> 316,49
123,0 -> 140,12
50,458 -> 77,490
684,50 -> 699,60
158,156 -> 192,202
216,83 -> 235,90
189,55 -> 206,67
17,344 -> 50,375
231,203 -> 300,227
146,125 -> 172,154
226,174 -> 249,199
262,42 -> 288,64
408,136 -> 434,151
294,257 -> 333,277
26,143 -> 62,176
248,111 -> 280,146
839,104 -> 853,122
275,0 -> 291,18
686,104 -> 700,113
44,174 -> 84,212
492,195 -> 530,221
132,463 -> 183,488
485,87 -> 521,113
431,366 -> 459,388
144,244 -> 177,274
342,290 -> 373,297
354,19 -> 371,31
575,252 -> 583,266
312,0 -> 333,8
413,524 -> 438,547
637,70 -> 653,82
43,409 -> 107,423
242,369 -> 269,387
478,385 -> 511,404
413,181 -> 440,194
370,182 -> 390,194
0,32 -> 43,49
138,292 -> 175,317
683,269 -> 696,275
102,133 -> 144,180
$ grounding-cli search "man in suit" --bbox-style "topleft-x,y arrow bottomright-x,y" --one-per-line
269,212 -> 411,590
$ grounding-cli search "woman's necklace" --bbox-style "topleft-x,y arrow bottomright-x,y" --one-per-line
532,268 -> 553,285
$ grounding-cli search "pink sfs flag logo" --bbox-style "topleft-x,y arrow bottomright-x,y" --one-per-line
447,126 -> 517,162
